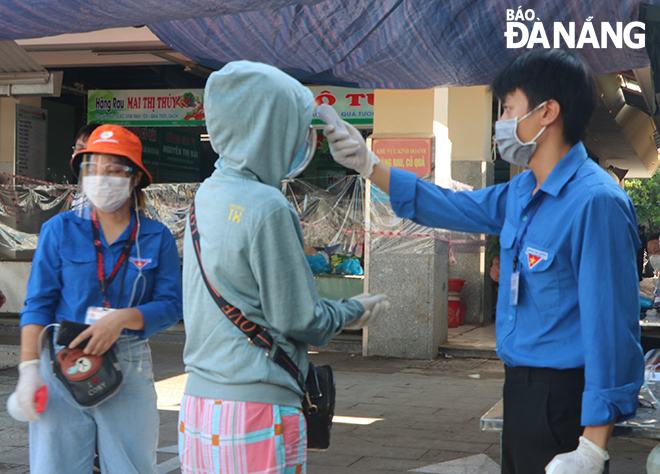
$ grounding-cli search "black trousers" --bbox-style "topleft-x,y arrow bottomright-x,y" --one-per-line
502,366 -> 593,474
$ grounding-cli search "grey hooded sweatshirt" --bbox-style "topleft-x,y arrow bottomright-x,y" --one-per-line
182,61 -> 364,408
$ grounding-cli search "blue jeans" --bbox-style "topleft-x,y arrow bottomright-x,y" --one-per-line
30,334 -> 159,474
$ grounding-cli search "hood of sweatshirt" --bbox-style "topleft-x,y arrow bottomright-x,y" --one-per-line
204,60 -> 314,188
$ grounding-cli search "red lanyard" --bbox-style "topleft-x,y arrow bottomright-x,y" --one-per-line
91,212 -> 138,308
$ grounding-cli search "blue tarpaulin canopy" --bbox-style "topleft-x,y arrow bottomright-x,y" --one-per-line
0,0 -> 655,88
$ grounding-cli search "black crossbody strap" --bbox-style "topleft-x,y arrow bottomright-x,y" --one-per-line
189,200 -> 306,392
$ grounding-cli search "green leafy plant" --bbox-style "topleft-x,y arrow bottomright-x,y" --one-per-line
624,172 -> 660,233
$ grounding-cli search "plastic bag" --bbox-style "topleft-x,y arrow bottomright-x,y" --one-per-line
645,350 -> 660,382
307,254 -> 333,274
335,258 -> 363,275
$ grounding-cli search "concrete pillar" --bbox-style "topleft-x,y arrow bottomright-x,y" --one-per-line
364,89 -> 450,359
446,86 -> 494,326
449,160 -> 493,325
364,86 -> 493,359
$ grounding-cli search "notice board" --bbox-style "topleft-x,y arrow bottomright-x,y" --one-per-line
15,104 -> 47,180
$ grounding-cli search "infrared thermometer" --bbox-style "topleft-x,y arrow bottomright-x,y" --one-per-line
317,103 -> 366,163
317,104 -> 345,129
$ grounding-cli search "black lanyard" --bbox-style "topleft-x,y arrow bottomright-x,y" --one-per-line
91,212 -> 138,308
513,193 -> 545,272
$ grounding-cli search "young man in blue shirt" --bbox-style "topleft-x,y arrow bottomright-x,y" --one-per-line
322,49 -> 644,474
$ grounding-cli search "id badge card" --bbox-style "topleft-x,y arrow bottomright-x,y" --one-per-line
85,306 -> 116,325
510,271 -> 520,306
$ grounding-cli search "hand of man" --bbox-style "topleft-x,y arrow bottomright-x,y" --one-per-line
345,293 -> 390,329
319,104 -> 379,178
545,437 -> 608,474
14,360 -> 45,422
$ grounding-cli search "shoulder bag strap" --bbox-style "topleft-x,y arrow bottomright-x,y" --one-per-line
188,200 -> 306,392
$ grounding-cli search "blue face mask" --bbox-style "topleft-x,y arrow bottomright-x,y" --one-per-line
285,126 -> 317,179
495,101 -> 547,168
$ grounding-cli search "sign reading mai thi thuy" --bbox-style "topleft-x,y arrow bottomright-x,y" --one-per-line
371,137 -> 433,178
88,89 -> 205,126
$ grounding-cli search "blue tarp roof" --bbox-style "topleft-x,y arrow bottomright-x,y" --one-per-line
0,0 -> 655,88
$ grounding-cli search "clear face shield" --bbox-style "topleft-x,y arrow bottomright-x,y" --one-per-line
285,126 -> 317,179
74,153 -> 135,218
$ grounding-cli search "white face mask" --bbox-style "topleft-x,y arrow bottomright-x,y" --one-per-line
650,255 -> 660,272
82,176 -> 131,213
495,101 -> 547,167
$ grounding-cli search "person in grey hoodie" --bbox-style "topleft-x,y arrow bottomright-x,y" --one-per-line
178,60 -> 389,474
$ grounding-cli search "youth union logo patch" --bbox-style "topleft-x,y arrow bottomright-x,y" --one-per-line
130,258 -> 152,269
525,247 -> 548,269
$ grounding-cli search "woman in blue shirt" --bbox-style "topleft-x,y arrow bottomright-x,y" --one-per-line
11,124 -> 183,474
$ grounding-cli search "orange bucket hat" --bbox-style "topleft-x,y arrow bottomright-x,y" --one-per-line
71,124 -> 152,189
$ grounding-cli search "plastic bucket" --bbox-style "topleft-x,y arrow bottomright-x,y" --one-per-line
448,296 -> 461,328
448,278 -> 465,292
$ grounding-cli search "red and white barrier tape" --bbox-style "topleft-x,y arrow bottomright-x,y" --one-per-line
301,222 -> 486,264
152,201 -> 191,210
300,222 -> 486,244
0,171 -> 71,188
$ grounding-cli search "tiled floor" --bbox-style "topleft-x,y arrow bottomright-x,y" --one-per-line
441,323 -> 497,358
0,331 -> 656,473
447,324 -> 496,348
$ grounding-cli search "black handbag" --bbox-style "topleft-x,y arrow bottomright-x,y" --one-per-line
303,363 -> 335,449
189,200 -> 335,450
49,322 -> 123,408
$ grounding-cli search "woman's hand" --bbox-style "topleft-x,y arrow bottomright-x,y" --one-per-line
69,308 -> 143,355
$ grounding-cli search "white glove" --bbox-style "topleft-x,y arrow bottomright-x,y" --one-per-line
545,437 -> 609,474
345,293 -> 390,329
14,360 -> 45,422
318,104 -> 380,178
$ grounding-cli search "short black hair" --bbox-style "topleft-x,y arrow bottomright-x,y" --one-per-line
75,123 -> 101,142
491,49 -> 597,146
650,233 -> 660,241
